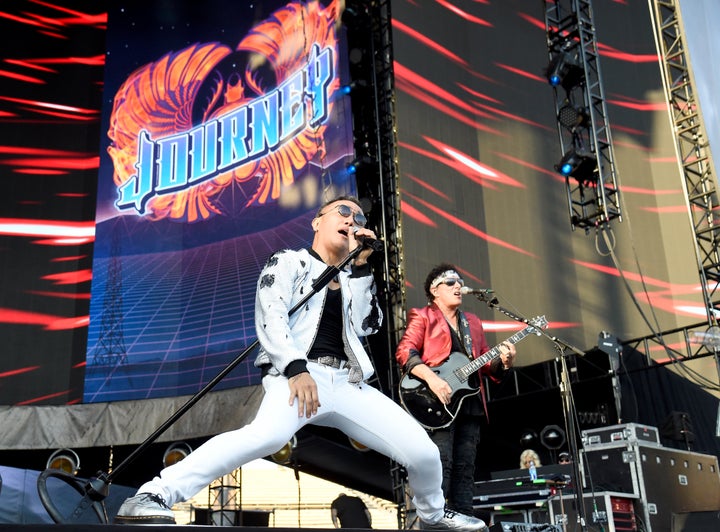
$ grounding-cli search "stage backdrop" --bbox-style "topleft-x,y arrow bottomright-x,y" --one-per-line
390,0 -> 720,397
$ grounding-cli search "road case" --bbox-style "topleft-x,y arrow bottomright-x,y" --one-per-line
581,443 -> 720,531
581,423 -> 660,448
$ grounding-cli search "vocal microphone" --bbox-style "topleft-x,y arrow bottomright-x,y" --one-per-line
352,227 -> 385,251
460,286 -> 494,295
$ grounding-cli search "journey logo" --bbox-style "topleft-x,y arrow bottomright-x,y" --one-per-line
107,0 -> 341,222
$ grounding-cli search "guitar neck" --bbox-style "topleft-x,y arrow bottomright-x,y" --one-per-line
460,326 -> 535,376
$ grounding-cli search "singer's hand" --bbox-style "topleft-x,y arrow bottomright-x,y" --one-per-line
288,372 -> 320,418
350,227 -> 377,265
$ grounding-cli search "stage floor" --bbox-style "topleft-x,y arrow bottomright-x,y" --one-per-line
0,527 -> 383,532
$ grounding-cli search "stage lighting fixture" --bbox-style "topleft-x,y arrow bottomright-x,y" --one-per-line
339,79 -> 368,96
271,435 -> 297,465
348,47 -> 364,66
46,448 -> 80,475
163,441 -> 192,467
556,148 -> 597,181
346,155 -> 374,175
557,103 -> 590,130
546,52 -> 584,90
519,430 -> 538,449
540,425 -> 566,450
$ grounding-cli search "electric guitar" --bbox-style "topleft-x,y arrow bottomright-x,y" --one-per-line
399,316 -> 548,429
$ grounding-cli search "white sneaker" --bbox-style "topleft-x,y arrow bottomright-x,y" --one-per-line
114,493 -> 176,524
420,508 -> 488,531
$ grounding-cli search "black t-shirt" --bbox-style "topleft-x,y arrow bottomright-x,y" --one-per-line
309,287 -> 346,360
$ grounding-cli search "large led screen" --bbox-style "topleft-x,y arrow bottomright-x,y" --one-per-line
85,0 -> 357,402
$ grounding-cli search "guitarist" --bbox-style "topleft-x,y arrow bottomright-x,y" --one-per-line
396,264 -> 517,516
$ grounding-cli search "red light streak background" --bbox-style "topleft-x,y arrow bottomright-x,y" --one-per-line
0,0 -> 104,405
392,0 -> 710,350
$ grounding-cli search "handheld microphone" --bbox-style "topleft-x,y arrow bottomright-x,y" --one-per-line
460,286 -> 494,295
352,227 -> 385,251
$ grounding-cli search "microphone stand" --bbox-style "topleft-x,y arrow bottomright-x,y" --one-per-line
42,244 -> 366,524
548,336 -> 589,532
471,293 -> 589,532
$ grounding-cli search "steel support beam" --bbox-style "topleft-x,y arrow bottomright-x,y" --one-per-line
647,0 -> 720,383
346,0 -> 407,526
648,1 -> 720,338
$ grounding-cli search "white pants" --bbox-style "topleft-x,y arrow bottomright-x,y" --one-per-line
137,363 -> 446,522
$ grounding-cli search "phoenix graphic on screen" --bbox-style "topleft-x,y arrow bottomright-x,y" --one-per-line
107,0 -> 341,222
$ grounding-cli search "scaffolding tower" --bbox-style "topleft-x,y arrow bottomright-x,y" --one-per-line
346,0 -> 408,527
544,0 -> 622,231
647,1 -> 720,346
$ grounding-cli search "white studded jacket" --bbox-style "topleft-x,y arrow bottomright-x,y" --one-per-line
254,248 -> 383,383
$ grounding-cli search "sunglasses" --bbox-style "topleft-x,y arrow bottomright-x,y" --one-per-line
317,203 -> 367,227
440,277 -> 464,287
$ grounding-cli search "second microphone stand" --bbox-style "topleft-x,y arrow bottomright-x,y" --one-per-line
472,292 -> 589,532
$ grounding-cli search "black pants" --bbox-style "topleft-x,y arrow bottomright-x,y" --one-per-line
429,408 -> 482,515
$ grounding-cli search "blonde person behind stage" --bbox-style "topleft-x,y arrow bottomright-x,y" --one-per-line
519,449 -> 542,469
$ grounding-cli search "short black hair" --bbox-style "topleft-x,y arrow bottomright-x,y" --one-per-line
424,262 -> 459,303
316,195 -> 363,217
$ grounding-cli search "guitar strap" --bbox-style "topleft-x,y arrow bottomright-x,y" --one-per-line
456,311 -> 472,357
457,311 -> 490,420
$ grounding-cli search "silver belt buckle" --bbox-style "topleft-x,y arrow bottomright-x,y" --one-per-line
313,355 -> 342,369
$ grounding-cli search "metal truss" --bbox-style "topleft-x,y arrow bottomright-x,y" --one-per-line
648,0 -> 720,335
369,0 -> 406,377
623,320 -> 720,368
88,228 -> 127,368
369,1 -> 408,526
347,0 -> 407,526
208,470 -> 242,525
544,0 -> 622,231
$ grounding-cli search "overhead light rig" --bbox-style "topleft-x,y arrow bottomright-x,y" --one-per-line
544,0 -> 622,232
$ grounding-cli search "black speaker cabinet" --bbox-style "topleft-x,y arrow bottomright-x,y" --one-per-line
671,511 -> 720,532
242,509 -> 271,526
192,507 -> 270,526
192,507 -> 210,525
581,443 -> 720,532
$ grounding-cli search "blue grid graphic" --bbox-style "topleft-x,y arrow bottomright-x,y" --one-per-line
84,215 -> 313,402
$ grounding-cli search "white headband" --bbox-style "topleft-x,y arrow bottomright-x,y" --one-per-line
430,270 -> 461,288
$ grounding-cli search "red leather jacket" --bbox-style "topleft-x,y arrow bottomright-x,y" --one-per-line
396,304 -> 492,370
396,304 -> 504,418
